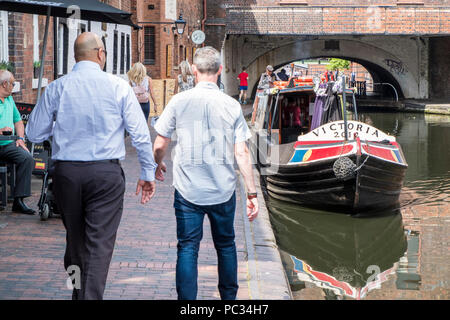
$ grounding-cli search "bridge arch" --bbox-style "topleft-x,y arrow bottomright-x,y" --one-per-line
222,37 -> 425,99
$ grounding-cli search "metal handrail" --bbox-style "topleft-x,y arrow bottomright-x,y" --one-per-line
372,82 -> 399,102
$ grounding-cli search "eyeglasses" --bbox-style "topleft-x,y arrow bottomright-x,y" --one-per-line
2,80 -> 14,87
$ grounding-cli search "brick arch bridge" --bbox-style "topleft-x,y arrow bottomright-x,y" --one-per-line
222,36 -> 426,99
204,2 -> 450,101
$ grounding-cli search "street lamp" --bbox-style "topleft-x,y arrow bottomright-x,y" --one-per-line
172,14 -> 186,35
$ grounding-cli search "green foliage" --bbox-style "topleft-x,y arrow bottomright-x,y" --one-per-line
326,58 -> 350,71
0,61 -> 15,73
33,61 -> 41,68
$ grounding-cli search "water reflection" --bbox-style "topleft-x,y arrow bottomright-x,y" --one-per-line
361,112 -> 450,208
267,197 -> 408,299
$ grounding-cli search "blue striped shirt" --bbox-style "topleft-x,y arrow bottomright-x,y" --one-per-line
26,61 -> 156,181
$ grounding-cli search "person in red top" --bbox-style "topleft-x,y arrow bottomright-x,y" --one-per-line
282,98 -> 301,128
237,67 -> 249,104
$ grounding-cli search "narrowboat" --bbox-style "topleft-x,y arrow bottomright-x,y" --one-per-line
249,76 -> 408,212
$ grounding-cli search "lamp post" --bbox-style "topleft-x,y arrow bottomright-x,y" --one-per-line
173,13 -> 186,35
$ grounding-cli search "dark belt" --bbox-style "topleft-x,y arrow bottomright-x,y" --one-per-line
55,159 -> 120,164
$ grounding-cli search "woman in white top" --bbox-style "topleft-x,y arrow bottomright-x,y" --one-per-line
127,62 -> 158,123
175,60 -> 195,93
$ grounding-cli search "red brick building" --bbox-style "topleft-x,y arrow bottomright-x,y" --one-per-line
131,0 -> 204,79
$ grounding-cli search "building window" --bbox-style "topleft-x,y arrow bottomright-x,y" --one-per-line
102,36 -> 107,72
120,33 -> 125,74
0,11 -> 8,62
33,15 -> 39,64
57,22 -> 69,76
77,23 -> 86,35
179,45 -> 184,64
126,34 -> 130,72
113,31 -> 118,74
173,35 -> 178,67
144,26 -> 155,65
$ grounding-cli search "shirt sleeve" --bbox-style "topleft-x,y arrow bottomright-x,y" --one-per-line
154,97 -> 176,138
120,82 -> 157,182
25,84 -> 57,143
11,99 -> 22,124
234,109 -> 252,144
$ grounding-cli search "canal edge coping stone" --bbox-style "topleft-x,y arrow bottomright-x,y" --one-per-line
237,168 -> 293,300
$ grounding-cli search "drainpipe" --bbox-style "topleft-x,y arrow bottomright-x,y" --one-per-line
201,0 -> 207,47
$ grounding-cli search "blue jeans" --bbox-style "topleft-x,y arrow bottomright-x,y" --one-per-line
174,189 -> 238,300
140,102 -> 150,123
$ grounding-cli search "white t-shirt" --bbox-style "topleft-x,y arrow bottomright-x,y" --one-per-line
155,81 -> 251,205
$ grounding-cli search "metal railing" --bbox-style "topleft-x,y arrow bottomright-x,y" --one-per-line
372,82 -> 399,102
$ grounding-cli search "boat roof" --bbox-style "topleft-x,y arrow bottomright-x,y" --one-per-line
279,86 -> 315,93
278,86 -> 356,95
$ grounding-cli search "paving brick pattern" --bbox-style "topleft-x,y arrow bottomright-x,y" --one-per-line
0,131 -> 251,300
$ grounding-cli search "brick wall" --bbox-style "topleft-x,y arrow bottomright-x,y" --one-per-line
429,36 -> 450,99
277,62 -> 373,88
226,6 -> 450,35
9,14 -> 55,104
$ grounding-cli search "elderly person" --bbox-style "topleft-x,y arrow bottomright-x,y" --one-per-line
175,60 -> 195,93
153,46 -> 259,300
251,65 -> 275,124
0,70 -> 35,215
26,32 -> 157,300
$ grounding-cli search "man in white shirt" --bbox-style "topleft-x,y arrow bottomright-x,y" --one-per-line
26,32 -> 157,300
153,46 -> 258,300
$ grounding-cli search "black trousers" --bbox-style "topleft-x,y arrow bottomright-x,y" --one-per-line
0,142 -> 34,198
53,160 -> 125,300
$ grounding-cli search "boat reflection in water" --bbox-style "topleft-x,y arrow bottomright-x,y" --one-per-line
267,197 -> 407,300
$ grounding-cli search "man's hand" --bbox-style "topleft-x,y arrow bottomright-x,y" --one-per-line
135,179 -> 156,204
155,162 -> 166,181
153,104 -> 158,114
16,139 -> 30,152
0,127 -> 12,134
247,198 -> 259,222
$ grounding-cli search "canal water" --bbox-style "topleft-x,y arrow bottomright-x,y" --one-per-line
267,111 -> 450,300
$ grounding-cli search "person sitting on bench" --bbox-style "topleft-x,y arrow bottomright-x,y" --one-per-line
0,70 -> 35,215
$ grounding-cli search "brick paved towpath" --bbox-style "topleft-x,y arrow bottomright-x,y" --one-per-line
0,125 -> 291,300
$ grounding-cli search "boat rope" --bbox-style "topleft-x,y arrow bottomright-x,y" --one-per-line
354,140 -> 371,172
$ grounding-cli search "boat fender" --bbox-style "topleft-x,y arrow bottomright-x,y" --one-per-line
333,157 -> 357,180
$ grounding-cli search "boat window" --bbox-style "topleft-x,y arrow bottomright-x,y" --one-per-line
255,94 -> 269,129
270,96 -> 280,130
263,96 -> 274,129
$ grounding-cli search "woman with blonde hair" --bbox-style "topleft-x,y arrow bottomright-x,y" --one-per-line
127,62 -> 158,123
175,60 -> 195,93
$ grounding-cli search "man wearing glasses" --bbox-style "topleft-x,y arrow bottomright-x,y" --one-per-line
26,32 -> 157,300
0,69 -> 35,214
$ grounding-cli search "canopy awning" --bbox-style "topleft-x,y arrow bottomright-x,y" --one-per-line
0,0 -> 138,28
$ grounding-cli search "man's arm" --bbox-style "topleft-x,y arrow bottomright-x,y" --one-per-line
235,141 -> 258,221
25,85 -> 56,143
14,120 -> 29,152
121,82 -> 157,204
153,134 -> 171,181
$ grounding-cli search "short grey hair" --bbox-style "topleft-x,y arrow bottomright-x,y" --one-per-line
0,69 -> 13,83
193,46 -> 221,75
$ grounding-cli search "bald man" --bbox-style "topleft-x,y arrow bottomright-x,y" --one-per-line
26,32 -> 157,300
0,70 -> 35,214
